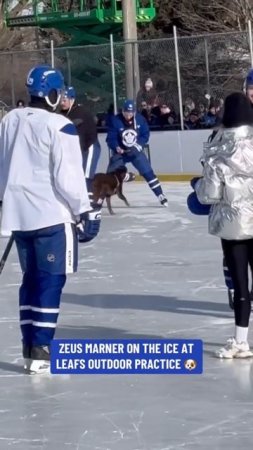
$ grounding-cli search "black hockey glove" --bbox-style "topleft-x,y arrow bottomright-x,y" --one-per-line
77,204 -> 102,243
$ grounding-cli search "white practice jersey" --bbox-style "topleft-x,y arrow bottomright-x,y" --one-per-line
0,106 -> 91,235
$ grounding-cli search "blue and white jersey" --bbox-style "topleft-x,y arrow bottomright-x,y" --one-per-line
0,107 -> 91,235
121,128 -> 138,148
106,113 -> 150,152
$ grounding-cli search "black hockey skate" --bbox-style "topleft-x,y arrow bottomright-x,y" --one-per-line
159,194 -> 168,207
22,343 -> 32,371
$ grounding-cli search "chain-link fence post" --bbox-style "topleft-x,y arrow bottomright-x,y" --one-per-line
173,26 -> 184,131
10,53 -> 16,107
50,40 -> 55,68
132,40 -> 140,99
248,20 -> 253,67
204,38 -> 210,96
110,34 -> 118,114
66,49 -> 72,86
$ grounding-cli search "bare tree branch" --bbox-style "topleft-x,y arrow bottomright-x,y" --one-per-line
140,0 -> 253,38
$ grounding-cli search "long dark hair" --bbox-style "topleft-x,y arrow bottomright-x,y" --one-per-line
222,92 -> 253,128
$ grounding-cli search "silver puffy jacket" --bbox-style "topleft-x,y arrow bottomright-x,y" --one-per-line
195,125 -> 253,240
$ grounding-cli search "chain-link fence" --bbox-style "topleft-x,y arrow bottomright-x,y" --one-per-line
177,31 -> 251,103
0,29 -> 252,122
0,48 -> 52,108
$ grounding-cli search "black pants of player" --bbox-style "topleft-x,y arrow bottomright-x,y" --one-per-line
221,238 -> 253,327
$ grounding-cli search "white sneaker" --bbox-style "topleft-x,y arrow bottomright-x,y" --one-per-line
215,338 -> 253,359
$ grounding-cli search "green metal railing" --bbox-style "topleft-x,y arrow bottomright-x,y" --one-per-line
4,1 -> 156,25
4,0 -> 155,45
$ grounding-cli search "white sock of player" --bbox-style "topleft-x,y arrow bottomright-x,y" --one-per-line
235,326 -> 249,344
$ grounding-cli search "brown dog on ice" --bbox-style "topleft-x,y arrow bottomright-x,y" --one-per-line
92,167 -> 134,215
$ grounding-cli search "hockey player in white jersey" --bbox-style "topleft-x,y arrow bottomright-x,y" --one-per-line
0,65 -> 101,374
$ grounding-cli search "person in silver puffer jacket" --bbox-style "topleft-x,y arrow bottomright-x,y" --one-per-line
196,124 -> 253,240
195,92 -> 253,359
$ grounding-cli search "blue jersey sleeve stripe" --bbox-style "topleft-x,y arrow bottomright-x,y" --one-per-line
60,123 -> 78,136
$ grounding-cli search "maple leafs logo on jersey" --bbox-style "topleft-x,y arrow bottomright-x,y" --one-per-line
122,129 -> 137,148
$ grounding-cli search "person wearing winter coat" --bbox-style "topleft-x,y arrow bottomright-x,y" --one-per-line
195,92 -> 253,359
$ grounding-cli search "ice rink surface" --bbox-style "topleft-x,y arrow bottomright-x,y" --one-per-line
0,182 -> 253,450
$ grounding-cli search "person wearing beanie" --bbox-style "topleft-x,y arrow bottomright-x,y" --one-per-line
136,77 -> 156,111
16,99 -> 25,108
188,70 -> 253,314
194,92 -> 253,359
144,78 -> 153,90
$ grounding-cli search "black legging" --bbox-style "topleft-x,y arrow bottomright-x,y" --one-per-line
221,239 -> 253,327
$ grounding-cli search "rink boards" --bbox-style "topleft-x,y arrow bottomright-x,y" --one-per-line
97,129 -> 211,180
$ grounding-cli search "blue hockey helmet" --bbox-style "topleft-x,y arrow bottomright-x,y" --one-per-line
26,65 -> 65,108
63,86 -> 76,99
123,99 -> 136,113
246,69 -> 253,87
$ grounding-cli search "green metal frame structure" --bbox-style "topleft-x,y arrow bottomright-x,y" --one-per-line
4,0 -> 156,45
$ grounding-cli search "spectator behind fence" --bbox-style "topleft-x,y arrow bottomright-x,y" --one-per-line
183,105 -> 191,121
16,99 -> 25,108
184,97 -> 195,112
95,97 -> 223,132
198,102 -> 207,121
184,109 -> 202,130
149,102 -> 178,127
136,78 -> 157,111
159,103 -> 177,127
202,103 -> 220,128
140,101 -> 152,124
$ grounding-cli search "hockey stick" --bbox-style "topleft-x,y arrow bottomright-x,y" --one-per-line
143,144 -> 151,163
0,235 -> 14,275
